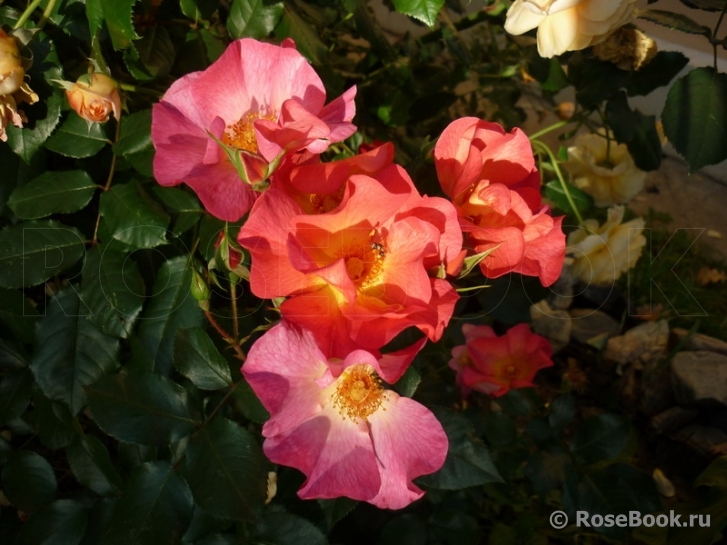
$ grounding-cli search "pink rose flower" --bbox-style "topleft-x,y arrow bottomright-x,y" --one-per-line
449,323 -> 554,397
244,321 -> 448,509
151,38 -> 356,221
434,117 -> 565,286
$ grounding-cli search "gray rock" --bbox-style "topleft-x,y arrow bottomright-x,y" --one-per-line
547,266 -> 577,310
569,308 -> 621,347
603,320 -> 669,365
530,300 -> 571,353
671,351 -> 727,406
671,328 -> 727,357
650,406 -> 698,435
641,363 -> 676,415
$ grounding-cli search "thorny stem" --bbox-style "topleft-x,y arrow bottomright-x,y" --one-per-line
91,118 -> 122,245
532,139 -> 585,225
230,277 -> 239,341
204,309 -> 246,362
13,0 -> 43,28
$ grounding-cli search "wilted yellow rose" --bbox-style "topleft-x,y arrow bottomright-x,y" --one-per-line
504,0 -> 638,58
565,132 -> 646,207
65,73 -> 121,123
0,94 -> 24,142
567,205 -> 646,286
0,30 -> 24,96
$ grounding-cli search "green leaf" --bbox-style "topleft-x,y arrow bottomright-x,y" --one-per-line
81,245 -> 145,338
85,372 -> 202,446
0,369 -> 33,425
124,26 -> 176,81
0,288 -> 38,344
89,0 -> 139,50
606,91 -> 662,171
0,339 -> 29,370
150,186 -> 203,236
662,67 -> 727,172
7,91 -> 63,164
431,509 -> 480,545
0,220 -> 85,288
68,435 -> 124,496
138,256 -> 204,375
569,56 -> 629,109
695,455 -> 727,489
31,288 -> 120,415
228,0 -> 284,39
392,364 -> 421,397
638,9 -> 711,36
380,514 -> 428,545
103,461 -> 194,545
251,511 -> 328,545
570,414 -> 630,464
99,181 -> 169,249
174,328 -> 232,390
548,394 -> 576,429
524,446 -> 571,494
181,0 -> 220,19
230,377 -> 270,424
184,418 -> 268,521
275,7 -> 327,63
44,113 -> 110,158
17,499 -> 87,545
626,51 -> 689,97
24,391 -> 75,450
1,451 -> 57,513
8,170 -> 97,219
113,110 -> 153,176
417,407 -> 502,490
318,498 -> 357,531
392,0 -> 445,27
544,180 -> 594,215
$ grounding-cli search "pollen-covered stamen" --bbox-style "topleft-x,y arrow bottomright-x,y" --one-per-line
331,364 -> 386,421
309,185 -> 346,214
335,236 -> 386,288
222,110 -> 277,154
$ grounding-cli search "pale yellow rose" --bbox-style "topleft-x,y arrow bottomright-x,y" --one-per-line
0,30 -> 24,96
565,132 -> 646,207
567,205 -> 646,285
504,0 -> 638,58
0,94 -> 24,142
65,73 -> 121,123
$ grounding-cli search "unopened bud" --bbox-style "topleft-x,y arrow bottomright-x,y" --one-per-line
0,30 -> 24,96
190,269 -> 211,304
65,73 -> 121,123
556,101 -> 575,120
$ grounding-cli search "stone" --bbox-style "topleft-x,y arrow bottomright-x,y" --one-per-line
547,265 -> 577,310
671,351 -> 727,406
569,308 -> 621,346
530,300 -> 571,353
650,406 -> 698,435
671,328 -> 727,357
603,320 -> 669,364
641,363 -> 676,415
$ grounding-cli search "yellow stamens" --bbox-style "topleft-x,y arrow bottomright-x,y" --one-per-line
335,237 -> 386,288
331,364 -> 386,421
222,110 -> 277,154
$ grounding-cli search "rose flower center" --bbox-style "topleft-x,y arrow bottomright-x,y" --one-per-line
222,111 -> 277,154
335,238 -> 386,288
332,364 -> 385,421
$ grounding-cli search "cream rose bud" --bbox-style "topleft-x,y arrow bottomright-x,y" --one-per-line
567,205 -> 646,286
565,132 -> 646,207
65,73 -> 121,123
504,0 -> 638,58
0,30 -> 24,96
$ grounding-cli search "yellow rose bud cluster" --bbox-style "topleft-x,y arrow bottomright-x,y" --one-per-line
65,72 -> 121,124
0,28 -> 37,142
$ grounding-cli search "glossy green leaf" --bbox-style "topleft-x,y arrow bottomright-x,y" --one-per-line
44,113 -> 110,158
184,418 -> 267,521
392,364 -> 421,398
150,186 -> 203,236
544,180 -> 593,216
81,245 -> 145,338
103,461 -> 194,545
231,378 -> 270,424
68,435 -> 124,496
8,170 -> 97,219
318,498 -> 357,531
17,499 -> 87,545
275,7 -> 327,63
606,91 -> 662,171
548,394 -> 576,429
24,391 -> 75,450
1,451 -> 57,513
0,339 -> 28,370
0,288 -> 38,344
31,288 -> 119,415
124,26 -> 176,81
638,9 -> 711,35
113,110 -> 154,176
99,181 -> 169,249
181,0 -> 220,19
524,446 -> 571,494
0,220 -> 85,288
695,455 -> 727,489
380,514 -> 428,545
417,407 -> 502,490
228,0 -> 284,39
138,256 -> 204,375
570,414 -> 630,464
431,510 -> 480,545
174,328 -> 232,390
626,51 -> 689,97
0,369 -> 33,425
251,511 -> 327,545
7,91 -> 63,164
392,0 -> 445,27
85,372 -> 202,445
86,0 -> 138,49
569,56 -> 628,109
662,67 -> 727,172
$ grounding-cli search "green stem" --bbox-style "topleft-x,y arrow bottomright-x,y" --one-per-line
712,3 -> 727,70
230,277 -> 239,341
13,0 -> 44,28
37,0 -> 57,29
532,140 -> 584,225
528,119 -> 570,142
91,118 -> 122,245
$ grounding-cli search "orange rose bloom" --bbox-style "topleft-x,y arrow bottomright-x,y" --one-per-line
65,73 -> 121,123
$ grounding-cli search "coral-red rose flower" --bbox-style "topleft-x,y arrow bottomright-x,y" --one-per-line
434,117 -> 565,286
151,38 -> 356,222
244,321 -> 448,509
238,161 -> 462,360
449,323 -> 554,397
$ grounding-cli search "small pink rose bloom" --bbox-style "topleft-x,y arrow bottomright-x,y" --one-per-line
244,321 -> 448,509
151,38 -> 356,221
449,323 -> 554,397
434,117 -> 566,286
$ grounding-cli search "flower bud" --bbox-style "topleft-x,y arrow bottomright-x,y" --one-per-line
0,94 -> 23,142
65,73 -> 121,123
0,30 -> 24,96
190,268 -> 211,306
